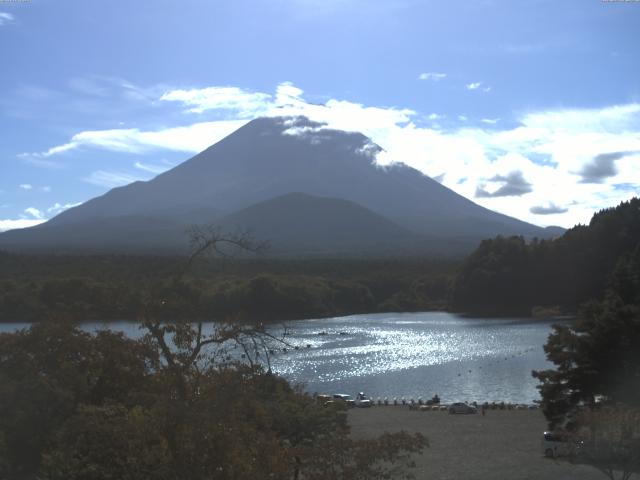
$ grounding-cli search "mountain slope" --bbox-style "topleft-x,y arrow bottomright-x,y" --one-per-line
0,116 -> 557,255
218,192 -> 421,253
0,215 -> 187,254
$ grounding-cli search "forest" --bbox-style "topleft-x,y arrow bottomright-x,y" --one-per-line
531,232 -> 640,478
452,198 -> 640,316
0,253 -> 455,323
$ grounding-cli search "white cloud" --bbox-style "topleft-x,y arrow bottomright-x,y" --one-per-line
24,207 -> 44,219
65,75 -> 155,100
522,103 -> 640,132
464,82 -> 491,92
47,202 -> 82,215
24,120 -> 247,158
0,12 -> 14,26
481,118 -> 499,125
275,81 -> 305,103
134,161 -> 171,175
68,77 -> 111,97
419,72 -> 447,81
0,219 -> 45,232
160,86 -> 272,116
19,184 -> 32,190
428,113 -> 443,120
18,155 -> 66,169
42,186 -> 52,192
0,202 -> 82,233
84,171 -> 144,188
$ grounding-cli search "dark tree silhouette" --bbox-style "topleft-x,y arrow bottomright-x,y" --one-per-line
453,198 -> 640,316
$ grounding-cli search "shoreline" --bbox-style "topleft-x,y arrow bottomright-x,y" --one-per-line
0,309 -> 576,325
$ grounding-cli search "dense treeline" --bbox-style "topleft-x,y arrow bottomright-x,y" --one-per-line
452,198 -> 640,315
531,242 -> 640,477
533,242 -> 640,428
0,254 -> 456,322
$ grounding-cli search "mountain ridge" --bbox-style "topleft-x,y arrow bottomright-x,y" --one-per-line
0,116 -> 561,256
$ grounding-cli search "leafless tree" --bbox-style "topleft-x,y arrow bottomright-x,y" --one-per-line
139,225 -> 287,401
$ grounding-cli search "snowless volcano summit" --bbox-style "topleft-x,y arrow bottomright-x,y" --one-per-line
0,116 -> 558,255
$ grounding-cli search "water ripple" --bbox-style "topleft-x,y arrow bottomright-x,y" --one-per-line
268,312 -> 565,403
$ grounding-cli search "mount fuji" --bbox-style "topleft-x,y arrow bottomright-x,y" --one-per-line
0,116 -> 560,256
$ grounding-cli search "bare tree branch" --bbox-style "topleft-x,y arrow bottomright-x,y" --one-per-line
182,225 -> 268,278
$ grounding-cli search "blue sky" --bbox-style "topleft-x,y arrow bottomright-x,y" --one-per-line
1,0 -> 639,231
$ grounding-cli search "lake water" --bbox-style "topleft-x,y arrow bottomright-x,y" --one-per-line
0,312 -> 563,404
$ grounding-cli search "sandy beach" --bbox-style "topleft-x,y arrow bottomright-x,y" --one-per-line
348,407 -> 607,480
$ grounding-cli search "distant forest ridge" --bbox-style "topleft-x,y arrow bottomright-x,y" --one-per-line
0,255 -> 456,323
452,197 -> 640,316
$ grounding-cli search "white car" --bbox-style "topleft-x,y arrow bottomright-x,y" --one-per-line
354,392 -> 372,408
332,394 -> 355,407
448,402 -> 477,414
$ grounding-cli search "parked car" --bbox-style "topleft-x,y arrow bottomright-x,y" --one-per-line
332,394 -> 355,407
355,392 -> 372,408
448,402 -> 477,414
541,431 -> 581,458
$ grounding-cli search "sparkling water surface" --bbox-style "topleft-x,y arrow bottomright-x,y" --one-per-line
0,312 -> 564,404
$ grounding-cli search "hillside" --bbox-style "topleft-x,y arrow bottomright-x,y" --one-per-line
451,197 -> 640,315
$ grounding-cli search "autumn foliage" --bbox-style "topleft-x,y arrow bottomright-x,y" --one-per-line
0,321 -> 426,479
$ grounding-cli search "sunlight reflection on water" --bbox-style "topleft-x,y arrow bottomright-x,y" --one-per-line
266,312 -> 564,403
0,311 -> 565,404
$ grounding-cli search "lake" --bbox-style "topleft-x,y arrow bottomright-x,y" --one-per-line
0,311 -> 563,404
